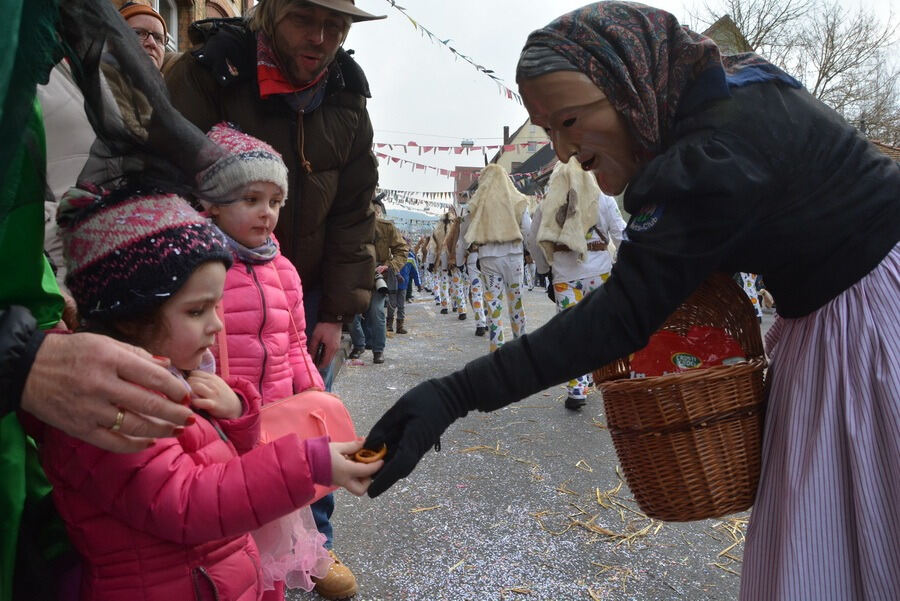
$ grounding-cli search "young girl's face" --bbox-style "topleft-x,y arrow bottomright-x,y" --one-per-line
146,261 -> 226,371
209,181 -> 285,248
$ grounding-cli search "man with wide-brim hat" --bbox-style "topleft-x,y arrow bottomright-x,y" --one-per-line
166,1 -> 385,599
302,0 -> 385,21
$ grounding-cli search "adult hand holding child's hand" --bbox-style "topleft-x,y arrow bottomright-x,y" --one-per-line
21,332 -> 194,453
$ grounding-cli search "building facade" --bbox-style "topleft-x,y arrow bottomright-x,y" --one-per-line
111,0 -> 249,52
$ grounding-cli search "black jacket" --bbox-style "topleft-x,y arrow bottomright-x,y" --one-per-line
427,79 -> 900,414
0,306 -> 43,417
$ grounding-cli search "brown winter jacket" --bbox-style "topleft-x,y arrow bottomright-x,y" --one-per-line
374,218 -> 409,274
165,18 -> 377,323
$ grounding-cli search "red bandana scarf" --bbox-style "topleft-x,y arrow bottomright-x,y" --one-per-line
256,33 -> 328,99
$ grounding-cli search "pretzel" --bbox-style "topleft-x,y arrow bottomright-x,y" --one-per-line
352,444 -> 387,463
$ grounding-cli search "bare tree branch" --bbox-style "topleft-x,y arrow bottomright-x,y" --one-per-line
692,0 -> 900,143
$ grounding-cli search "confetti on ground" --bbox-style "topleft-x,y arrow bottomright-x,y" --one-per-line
410,505 -> 442,513
576,459 -> 594,472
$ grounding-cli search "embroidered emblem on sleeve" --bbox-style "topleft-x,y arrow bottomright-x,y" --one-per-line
627,203 -> 664,233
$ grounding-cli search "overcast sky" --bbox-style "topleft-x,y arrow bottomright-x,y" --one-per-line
343,0 -> 895,193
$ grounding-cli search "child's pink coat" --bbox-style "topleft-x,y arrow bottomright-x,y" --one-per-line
25,377 -> 332,601
213,253 -> 324,399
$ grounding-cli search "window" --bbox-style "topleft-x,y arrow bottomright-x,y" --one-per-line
153,0 -> 178,50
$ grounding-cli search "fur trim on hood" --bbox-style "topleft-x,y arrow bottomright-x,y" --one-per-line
537,160 -> 601,264
464,164 -> 529,246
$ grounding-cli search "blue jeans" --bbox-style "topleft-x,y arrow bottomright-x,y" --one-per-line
301,287 -> 336,545
310,492 -> 334,549
349,291 -> 387,352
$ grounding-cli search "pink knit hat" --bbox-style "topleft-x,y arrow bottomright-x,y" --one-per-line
199,122 -> 289,202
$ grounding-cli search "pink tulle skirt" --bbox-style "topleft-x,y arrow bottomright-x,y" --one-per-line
252,504 -> 332,592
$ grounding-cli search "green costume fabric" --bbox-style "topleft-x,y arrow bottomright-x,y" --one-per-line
0,101 -> 66,601
1,3 -> 67,598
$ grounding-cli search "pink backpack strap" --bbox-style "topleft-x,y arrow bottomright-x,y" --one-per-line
215,302 -> 230,379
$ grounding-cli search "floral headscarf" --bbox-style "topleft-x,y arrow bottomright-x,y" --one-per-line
517,1 -> 799,157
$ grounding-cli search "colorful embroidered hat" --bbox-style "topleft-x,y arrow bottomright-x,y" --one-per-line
59,186 -> 232,319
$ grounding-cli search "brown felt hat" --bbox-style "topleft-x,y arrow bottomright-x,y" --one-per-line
302,0 -> 385,22
119,2 -> 168,38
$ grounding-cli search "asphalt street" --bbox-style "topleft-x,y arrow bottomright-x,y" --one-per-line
289,287 -> 775,601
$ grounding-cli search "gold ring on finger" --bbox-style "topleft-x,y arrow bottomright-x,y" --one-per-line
110,408 -> 125,432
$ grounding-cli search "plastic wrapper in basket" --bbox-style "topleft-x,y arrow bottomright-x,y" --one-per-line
593,273 -> 766,521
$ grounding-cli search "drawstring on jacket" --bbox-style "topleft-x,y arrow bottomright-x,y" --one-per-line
297,114 -> 313,175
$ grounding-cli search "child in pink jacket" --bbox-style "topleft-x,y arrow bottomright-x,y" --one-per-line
201,123 -> 351,600
24,187 -> 381,601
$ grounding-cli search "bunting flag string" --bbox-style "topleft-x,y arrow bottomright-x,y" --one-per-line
382,0 -> 522,104
377,187 -> 457,213
375,148 -> 556,190
374,151 -> 459,178
379,187 -> 460,200
373,140 -> 549,155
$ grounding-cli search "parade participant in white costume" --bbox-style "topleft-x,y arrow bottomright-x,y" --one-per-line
457,206 -> 486,336
444,211 -> 467,320
464,164 -> 532,351
526,160 -> 626,409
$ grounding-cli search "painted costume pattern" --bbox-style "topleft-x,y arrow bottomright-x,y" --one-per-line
554,274 -> 609,398
468,263 -> 486,327
450,266 -> 467,315
481,256 -> 527,352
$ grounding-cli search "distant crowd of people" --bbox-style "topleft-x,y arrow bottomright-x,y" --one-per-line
413,159 -> 628,410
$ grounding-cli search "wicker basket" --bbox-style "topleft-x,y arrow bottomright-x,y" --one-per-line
592,273 -> 766,522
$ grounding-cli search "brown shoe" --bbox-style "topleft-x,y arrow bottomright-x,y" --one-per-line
313,550 -> 358,600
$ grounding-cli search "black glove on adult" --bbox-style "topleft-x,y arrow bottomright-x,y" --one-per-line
363,380 -> 462,498
363,333 -> 548,498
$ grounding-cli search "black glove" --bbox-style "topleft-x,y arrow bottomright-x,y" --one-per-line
364,380 -> 466,498
364,329 -> 561,497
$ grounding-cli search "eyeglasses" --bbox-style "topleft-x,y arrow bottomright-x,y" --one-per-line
132,27 -> 167,47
